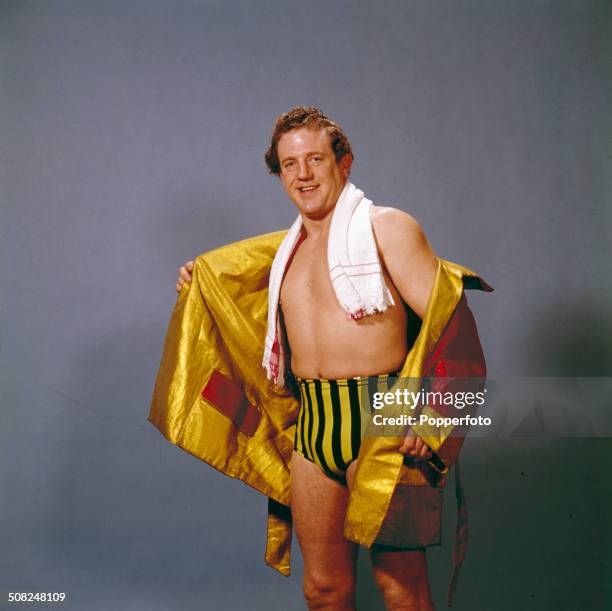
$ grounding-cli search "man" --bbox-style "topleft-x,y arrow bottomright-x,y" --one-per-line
175,107 -> 447,610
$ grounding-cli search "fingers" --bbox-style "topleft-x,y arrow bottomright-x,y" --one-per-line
417,441 -> 432,459
179,265 -> 192,282
175,260 -> 194,293
411,437 -> 432,459
398,432 -> 432,460
398,434 -> 416,455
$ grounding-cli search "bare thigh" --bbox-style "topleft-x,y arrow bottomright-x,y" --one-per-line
290,451 -> 358,580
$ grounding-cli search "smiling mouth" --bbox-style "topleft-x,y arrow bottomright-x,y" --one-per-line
298,185 -> 319,193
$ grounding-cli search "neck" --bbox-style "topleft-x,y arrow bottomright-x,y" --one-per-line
300,208 -> 333,241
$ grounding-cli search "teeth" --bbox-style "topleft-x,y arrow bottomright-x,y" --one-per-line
300,186 -> 317,192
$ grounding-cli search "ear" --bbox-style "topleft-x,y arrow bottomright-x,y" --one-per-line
339,154 -> 353,178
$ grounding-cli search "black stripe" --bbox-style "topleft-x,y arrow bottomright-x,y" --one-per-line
329,380 -> 348,472
386,373 -> 396,390
367,375 -> 379,410
348,378 -> 362,459
313,379 -> 332,476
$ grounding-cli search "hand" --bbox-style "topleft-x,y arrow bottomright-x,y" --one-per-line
398,429 -> 433,460
175,260 -> 194,293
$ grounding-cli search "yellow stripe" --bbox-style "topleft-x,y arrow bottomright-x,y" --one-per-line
303,386 -> 312,458
306,382 -> 318,461
337,382 -> 353,467
296,384 -> 305,455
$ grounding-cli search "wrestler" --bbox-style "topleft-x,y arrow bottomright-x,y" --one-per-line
176,107 -> 439,611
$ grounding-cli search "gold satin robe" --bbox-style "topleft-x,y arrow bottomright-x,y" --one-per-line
148,230 -> 491,599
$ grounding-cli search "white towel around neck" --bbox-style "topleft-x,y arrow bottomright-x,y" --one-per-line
262,181 -> 395,385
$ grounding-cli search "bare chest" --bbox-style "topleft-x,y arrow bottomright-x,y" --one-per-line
278,239 -> 409,378
280,243 -> 338,319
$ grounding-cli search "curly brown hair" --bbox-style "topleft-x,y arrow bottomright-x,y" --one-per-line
264,106 -> 353,176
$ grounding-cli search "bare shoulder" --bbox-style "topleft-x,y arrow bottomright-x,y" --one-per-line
370,206 -> 438,317
371,205 -> 432,256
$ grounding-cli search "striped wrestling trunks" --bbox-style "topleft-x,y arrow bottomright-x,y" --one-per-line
292,373 -> 398,480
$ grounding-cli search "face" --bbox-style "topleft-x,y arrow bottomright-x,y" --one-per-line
277,127 -> 352,221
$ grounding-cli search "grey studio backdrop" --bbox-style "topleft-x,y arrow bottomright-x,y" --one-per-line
1,1 -> 610,610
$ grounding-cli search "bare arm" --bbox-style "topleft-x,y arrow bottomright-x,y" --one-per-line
372,206 -> 438,458
371,206 -> 438,319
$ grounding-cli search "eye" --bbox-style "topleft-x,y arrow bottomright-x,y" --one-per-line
310,155 -> 322,163
283,160 -> 295,169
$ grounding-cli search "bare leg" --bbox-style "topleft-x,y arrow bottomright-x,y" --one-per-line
345,462 -> 434,611
369,545 -> 434,611
290,451 -> 358,610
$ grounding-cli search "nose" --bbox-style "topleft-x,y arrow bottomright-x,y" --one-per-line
297,159 -> 313,180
